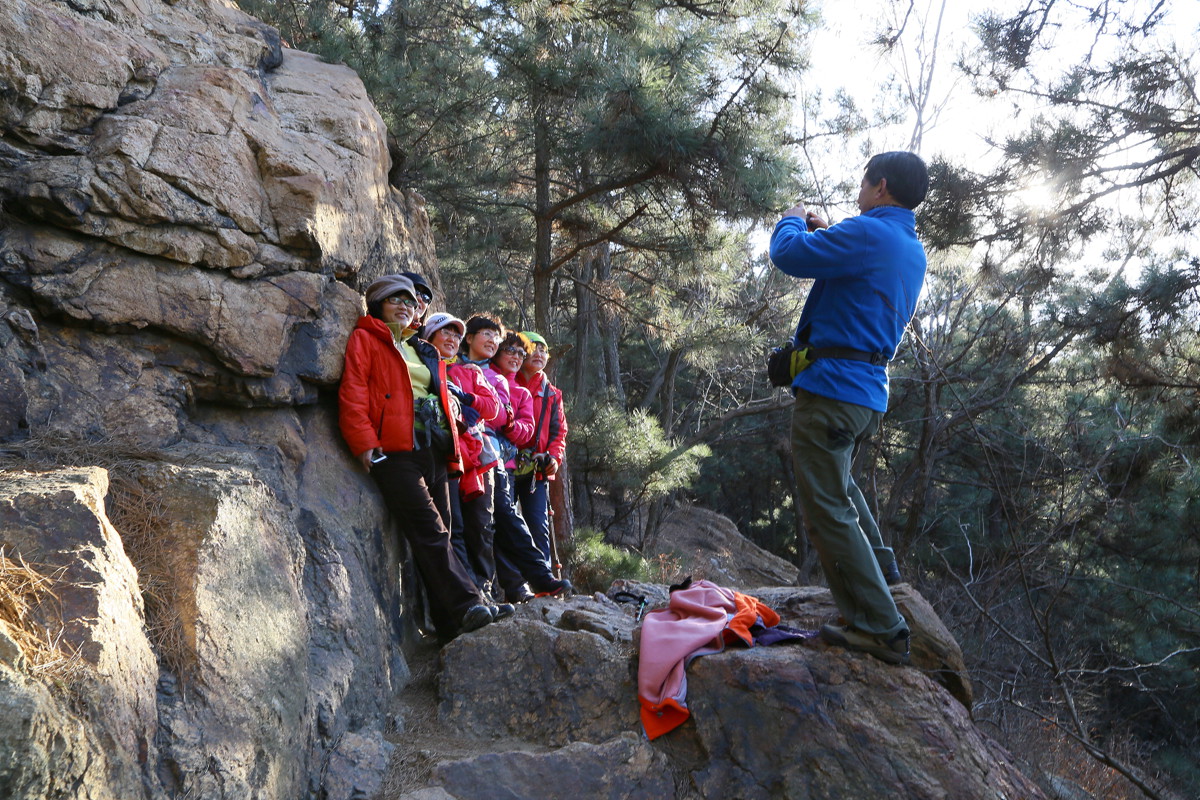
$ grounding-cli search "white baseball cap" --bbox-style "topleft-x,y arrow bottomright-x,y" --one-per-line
423,312 -> 466,338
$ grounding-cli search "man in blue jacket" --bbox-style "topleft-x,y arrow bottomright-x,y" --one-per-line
769,151 -> 929,664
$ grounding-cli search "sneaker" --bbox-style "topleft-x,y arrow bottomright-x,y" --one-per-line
532,578 -> 573,598
490,603 -> 516,620
883,561 -> 903,585
459,604 -> 494,634
820,623 -> 910,665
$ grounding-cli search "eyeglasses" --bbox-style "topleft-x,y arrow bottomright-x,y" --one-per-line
500,346 -> 527,359
414,289 -> 432,304
385,295 -> 418,309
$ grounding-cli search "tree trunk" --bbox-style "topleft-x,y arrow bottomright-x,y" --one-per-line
549,462 -> 574,576
532,111 -> 552,333
573,258 -> 598,399
779,440 -> 818,583
591,241 -> 625,405
660,349 -> 682,437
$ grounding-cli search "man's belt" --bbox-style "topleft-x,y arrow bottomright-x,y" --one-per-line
806,346 -> 890,366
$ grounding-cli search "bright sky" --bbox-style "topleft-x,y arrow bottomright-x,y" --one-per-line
774,0 -> 1200,273
796,0 -> 1200,176
806,0 -> 1200,166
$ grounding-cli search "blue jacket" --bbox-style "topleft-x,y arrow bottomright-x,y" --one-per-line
769,205 -> 926,412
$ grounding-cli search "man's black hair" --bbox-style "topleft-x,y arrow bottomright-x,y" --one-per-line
864,151 -> 929,210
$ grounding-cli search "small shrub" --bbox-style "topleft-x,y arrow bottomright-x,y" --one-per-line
646,551 -> 686,586
567,528 -> 652,594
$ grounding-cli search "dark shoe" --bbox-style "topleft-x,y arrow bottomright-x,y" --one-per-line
506,585 -> 536,604
883,561 -> 902,585
459,604 -> 494,634
532,578 -> 573,598
490,603 -> 516,620
820,623 -> 910,665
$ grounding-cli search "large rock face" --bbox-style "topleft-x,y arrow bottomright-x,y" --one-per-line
0,468 -> 156,800
0,0 -> 432,797
0,0 -> 434,438
651,505 -> 799,588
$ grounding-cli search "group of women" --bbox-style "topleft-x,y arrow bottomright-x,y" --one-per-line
338,272 -> 570,643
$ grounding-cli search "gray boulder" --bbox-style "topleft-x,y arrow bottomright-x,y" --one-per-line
400,589 -> 1041,800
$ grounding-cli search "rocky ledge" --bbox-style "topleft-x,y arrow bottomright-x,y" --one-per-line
383,582 -> 1043,800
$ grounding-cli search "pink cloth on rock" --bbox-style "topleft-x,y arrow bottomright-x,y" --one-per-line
636,580 -> 780,739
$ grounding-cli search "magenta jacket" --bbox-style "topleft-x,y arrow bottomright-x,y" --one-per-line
484,366 -> 535,468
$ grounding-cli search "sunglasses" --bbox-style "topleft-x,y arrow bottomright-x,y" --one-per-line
414,289 -> 432,304
385,295 -> 418,309
500,346 -> 527,359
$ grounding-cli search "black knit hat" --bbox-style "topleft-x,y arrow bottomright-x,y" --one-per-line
400,272 -> 433,303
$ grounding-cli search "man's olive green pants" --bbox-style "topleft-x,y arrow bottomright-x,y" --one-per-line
791,389 -> 907,638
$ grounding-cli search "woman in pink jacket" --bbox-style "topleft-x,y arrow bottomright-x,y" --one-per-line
423,312 -> 510,615
463,315 -> 570,603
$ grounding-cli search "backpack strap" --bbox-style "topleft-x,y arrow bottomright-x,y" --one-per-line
528,381 -> 551,453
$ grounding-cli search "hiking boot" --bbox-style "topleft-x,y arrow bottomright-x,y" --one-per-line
882,561 -> 903,585
820,623 -> 910,665
490,602 -> 516,620
532,578 -> 573,598
459,604 -> 494,634
506,586 -> 536,604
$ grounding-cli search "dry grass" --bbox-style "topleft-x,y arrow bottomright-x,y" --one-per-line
0,430 -> 178,473
1004,716 -> 1166,800
105,476 -> 200,684
0,431 -> 200,681
0,547 -> 83,681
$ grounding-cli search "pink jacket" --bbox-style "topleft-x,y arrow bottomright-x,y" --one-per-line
485,367 -> 535,468
447,360 -> 502,501
636,580 -> 780,740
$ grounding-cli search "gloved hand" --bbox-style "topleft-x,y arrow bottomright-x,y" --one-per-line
461,404 -> 481,427
446,381 -> 472,406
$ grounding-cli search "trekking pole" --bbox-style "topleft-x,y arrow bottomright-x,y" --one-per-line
547,496 -> 562,579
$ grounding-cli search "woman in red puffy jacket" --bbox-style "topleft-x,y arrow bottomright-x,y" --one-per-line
338,275 -> 494,641
514,331 -> 568,564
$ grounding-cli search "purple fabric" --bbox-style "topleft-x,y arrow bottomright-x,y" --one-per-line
750,623 -> 816,646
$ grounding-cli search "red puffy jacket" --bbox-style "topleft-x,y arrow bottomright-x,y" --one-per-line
338,315 -> 462,474
516,370 -> 568,463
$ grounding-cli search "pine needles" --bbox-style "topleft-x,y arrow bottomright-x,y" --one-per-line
0,547 -> 81,681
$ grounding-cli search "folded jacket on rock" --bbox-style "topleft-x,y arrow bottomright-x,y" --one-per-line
636,579 -> 781,740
